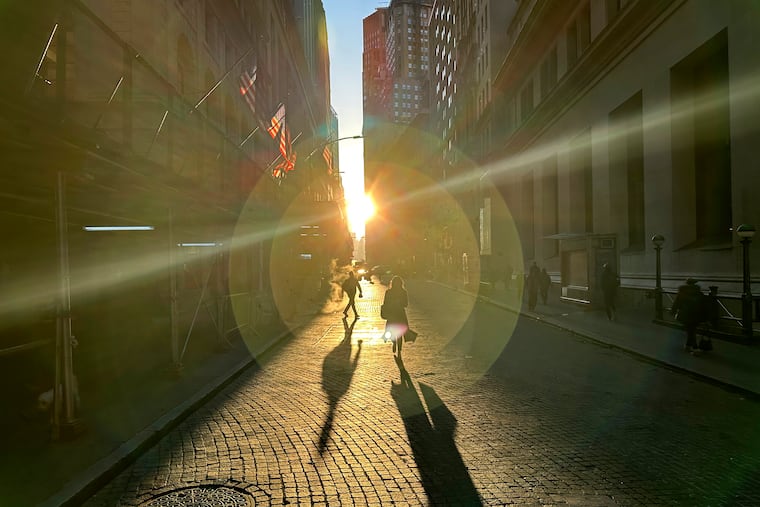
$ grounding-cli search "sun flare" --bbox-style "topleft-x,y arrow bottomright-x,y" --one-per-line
346,194 -> 375,236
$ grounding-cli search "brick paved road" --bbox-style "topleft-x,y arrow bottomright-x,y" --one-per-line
84,280 -> 760,506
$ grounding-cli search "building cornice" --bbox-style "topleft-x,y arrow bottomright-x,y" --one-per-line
487,0 -> 683,163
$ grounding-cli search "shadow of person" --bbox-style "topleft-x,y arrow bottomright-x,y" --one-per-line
393,354 -> 413,389
318,317 -> 360,454
391,381 -> 482,506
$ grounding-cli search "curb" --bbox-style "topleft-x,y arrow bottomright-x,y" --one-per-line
43,326 -> 297,507
430,280 -> 760,400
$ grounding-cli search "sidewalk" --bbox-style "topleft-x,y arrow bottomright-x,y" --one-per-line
444,281 -> 760,397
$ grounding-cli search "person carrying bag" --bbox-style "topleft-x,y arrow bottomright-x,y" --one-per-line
381,275 -> 417,358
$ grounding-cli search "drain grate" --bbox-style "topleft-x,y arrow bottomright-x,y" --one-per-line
141,485 -> 253,507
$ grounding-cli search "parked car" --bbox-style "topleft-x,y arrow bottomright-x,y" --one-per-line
370,265 -> 393,285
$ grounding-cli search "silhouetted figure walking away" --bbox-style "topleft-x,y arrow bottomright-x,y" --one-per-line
672,278 -> 704,353
600,263 -> 618,321
539,268 -> 551,305
526,263 -> 540,311
382,275 -> 409,361
341,271 -> 363,318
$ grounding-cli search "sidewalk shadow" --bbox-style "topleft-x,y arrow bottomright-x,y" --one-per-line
390,377 -> 482,506
318,316 -> 360,454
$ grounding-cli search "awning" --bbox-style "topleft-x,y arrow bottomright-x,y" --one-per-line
543,233 -> 589,240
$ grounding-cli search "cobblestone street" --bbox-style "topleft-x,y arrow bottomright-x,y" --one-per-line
84,280 -> 760,506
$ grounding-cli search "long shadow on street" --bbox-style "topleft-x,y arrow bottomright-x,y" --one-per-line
318,316 -> 360,454
391,364 -> 482,506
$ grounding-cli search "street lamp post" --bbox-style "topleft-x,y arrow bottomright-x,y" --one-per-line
652,234 -> 665,321
304,135 -> 363,162
737,224 -> 755,338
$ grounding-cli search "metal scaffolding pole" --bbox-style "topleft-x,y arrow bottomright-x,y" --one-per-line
169,208 -> 182,374
53,171 -> 83,439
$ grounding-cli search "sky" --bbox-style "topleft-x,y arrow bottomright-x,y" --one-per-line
322,0 -> 384,238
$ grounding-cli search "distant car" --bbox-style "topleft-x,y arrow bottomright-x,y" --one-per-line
370,265 -> 393,285
354,263 -> 370,281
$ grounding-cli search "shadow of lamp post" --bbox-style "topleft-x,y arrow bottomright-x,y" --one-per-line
652,233 -> 665,321
737,224 -> 755,338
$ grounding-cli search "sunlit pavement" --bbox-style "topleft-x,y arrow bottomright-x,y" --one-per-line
83,279 -> 462,506
76,277 -> 760,506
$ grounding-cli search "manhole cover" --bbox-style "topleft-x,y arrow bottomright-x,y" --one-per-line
141,486 -> 253,507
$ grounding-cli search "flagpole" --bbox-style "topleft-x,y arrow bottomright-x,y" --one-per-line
304,135 -> 362,161
26,22 -> 59,95
92,76 -> 124,129
215,125 -> 260,161
191,47 -> 254,112
239,126 -> 259,148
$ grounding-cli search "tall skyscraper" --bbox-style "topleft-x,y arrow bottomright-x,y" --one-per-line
362,7 -> 390,129
385,0 -> 432,123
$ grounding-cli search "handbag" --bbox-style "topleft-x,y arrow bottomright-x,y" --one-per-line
404,329 -> 418,343
380,304 -> 388,320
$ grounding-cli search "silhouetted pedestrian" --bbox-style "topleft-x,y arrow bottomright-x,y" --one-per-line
539,268 -> 551,304
600,263 -> 618,321
672,278 -> 704,352
698,285 -> 719,351
526,263 -> 540,311
341,271 -> 363,318
382,275 -> 409,360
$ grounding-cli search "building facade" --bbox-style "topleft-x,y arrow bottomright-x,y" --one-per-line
474,0 -> 759,318
363,7 -> 390,129
0,0 -> 343,437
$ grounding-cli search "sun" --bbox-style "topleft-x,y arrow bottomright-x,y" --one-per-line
346,194 -> 375,236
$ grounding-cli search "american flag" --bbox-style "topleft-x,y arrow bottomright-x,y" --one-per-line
272,123 -> 297,178
274,151 -> 296,177
323,145 -> 333,175
238,67 -> 256,116
278,123 -> 291,160
267,104 -> 285,139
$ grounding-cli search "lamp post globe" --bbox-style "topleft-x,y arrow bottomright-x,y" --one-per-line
737,224 -> 756,239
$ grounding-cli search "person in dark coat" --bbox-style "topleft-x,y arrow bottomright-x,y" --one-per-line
671,278 -> 704,352
526,263 -> 540,311
382,275 -> 409,359
600,263 -> 618,321
539,268 -> 551,305
341,271 -> 363,318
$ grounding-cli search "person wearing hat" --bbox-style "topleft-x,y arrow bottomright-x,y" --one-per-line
671,277 -> 705,352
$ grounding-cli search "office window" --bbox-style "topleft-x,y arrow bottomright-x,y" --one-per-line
520,80 -> 534,121
570,131 -> 593,233
606,0 -> 623,22
567,4 -> 591,69
578,3 -> 591,52
567,22 -> 578,69
523,172 -> 535,260
610,91 -> 645,250
542,155 -> 559,258
540,46 -> 558,99
671,29 -> 731,246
